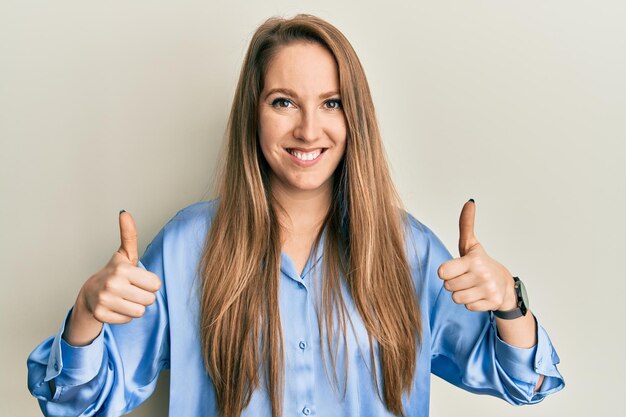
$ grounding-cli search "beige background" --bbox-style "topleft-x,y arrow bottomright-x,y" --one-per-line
1,1 -> 624,416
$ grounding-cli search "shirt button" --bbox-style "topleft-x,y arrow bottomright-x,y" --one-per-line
302,407 -> 311,415
299,341 -> 307,350
53,362 -> 59,371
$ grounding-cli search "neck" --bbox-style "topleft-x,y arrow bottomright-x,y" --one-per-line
269,177 -> 332,238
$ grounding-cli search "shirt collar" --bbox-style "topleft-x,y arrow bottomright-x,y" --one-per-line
279,224 -> 327,281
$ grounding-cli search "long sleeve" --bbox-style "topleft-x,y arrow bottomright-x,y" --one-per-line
412,216 -> 565,405
26,226 -> 171,417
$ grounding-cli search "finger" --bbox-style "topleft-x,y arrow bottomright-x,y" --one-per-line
465,299 -> 494,312
127,269 -> 161,293
437,257 -> 471,281
450,287 -> 484,306
459,199 -> 478,257
121,284 -> 158,306
106,297 -> 148,319
443,272 -> 478,292
118,210 -> 138,266
93,310 -> 134,325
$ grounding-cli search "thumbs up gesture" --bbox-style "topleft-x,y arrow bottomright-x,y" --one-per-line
63,211 -> 161,346
437,200 -> 518,312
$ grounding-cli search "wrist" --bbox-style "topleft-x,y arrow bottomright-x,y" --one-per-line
498,275 -> 518,311
63,292 -> 103,346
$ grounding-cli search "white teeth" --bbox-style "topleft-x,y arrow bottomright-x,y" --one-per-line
288,149 -> 322,161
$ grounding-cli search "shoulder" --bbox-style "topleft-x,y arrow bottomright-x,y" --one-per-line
399,209 -> 454,313
163,199 -> 219,234
147,199 -> 219,255
400,209 -> 453,269
169,198 -> 219,225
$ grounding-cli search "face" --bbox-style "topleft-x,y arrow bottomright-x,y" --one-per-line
258,41 -> 347,198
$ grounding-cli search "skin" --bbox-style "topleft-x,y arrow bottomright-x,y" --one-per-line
258,41 -> 347,273
438,200 -> 545,391
61,41 -> 347,346
64,40 -> 544,392
259,42 -> 546,391
62,211 -> 160,346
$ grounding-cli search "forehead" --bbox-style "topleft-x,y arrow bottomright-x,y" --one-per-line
263,41 -> 339,93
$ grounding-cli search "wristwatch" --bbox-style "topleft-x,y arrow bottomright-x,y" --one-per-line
493,276 -> 529,320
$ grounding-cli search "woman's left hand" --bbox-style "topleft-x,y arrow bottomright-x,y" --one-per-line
437,199 -> 518,312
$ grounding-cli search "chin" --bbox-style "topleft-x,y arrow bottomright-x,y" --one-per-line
291,182 -> 327,192
286,177 -> 332,193
270,170 -> 334,194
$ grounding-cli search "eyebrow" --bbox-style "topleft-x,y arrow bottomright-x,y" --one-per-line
263,88 -> 340,100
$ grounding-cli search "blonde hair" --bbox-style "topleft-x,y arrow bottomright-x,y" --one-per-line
198,14 -> 421,417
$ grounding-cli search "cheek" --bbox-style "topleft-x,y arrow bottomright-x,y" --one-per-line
258,115 -> 277,154
329,121 -> 348,152
259,116 -> 293,147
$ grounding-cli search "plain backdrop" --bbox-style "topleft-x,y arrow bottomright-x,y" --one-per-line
1,1 -> 624,416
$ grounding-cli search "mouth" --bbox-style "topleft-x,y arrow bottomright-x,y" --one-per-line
285,147 -> 328,162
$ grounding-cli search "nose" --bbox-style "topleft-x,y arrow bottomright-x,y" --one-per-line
293,109 -> 321,142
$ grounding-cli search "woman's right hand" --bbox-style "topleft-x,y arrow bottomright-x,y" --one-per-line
62,210 -> 162,346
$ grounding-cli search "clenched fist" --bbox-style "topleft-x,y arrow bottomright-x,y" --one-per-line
62,210 -> 161,346
437,199 -> 518,313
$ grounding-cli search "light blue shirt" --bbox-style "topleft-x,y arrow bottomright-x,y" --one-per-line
27,199 -> 565,417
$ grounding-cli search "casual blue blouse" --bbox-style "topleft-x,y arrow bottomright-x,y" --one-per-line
27,199 -> 565,417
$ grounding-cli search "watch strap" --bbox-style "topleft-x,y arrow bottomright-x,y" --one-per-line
493,276 -> 526,320
493,308 -> 523,320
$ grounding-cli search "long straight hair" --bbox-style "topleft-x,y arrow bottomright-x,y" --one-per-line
198,14 -> 422,417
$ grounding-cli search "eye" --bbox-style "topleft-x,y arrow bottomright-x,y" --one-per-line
271,97 -> 294,108
325,99 -> 343,110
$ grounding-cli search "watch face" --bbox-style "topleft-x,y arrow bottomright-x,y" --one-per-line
519,280 -> 529,310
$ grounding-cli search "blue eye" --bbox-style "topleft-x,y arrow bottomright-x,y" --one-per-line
271,98 -> 293,108
325,99 -> 342,110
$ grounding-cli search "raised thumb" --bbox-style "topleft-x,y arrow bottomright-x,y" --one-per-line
458,199 -> 477,257
118,210 -> 138,266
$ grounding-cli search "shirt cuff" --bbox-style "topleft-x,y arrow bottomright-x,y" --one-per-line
44,307 -> 105,387
532,321 -> 566,394
493,314 -> 539,386
492,312 -> 565,396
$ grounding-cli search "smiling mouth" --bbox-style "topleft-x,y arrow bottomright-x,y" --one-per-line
285,148 -> 327,161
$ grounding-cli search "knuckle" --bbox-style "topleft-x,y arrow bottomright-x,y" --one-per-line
111,263 -> 124,276
96,291 -> 108,306
92,306 -> 106,321
112,263 -> 129,277
473,257 -> 485,268
103,278 -> 118,292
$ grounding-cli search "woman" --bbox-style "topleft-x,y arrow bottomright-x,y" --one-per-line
27,14 -> 564,417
